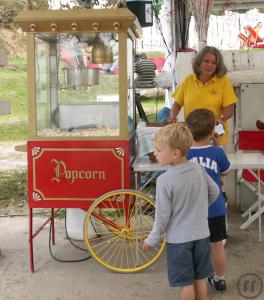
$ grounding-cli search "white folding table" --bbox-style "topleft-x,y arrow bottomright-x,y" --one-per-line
133,152 -> 264,242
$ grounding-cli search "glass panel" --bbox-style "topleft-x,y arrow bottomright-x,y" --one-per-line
35,38 -> 51,131
35,32 -> 120,137
127,37 -> 135,134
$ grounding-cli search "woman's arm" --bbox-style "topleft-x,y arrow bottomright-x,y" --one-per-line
168,102 -> 182,123
217,104 -> 234,124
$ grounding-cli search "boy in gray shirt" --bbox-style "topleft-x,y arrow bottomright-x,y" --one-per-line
143,123 -> 219,300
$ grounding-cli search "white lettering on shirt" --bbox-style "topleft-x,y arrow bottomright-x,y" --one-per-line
190,157 -> 218,173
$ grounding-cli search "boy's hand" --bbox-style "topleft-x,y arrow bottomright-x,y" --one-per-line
143,242 -> 152,251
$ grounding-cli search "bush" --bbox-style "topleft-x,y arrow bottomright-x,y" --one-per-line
0,0 -> 22,28
0,0 -> 49,29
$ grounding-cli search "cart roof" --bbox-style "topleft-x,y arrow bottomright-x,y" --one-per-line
14,8 -> 142,37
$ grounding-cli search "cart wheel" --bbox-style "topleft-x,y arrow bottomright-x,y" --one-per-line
83,189 -> 165,273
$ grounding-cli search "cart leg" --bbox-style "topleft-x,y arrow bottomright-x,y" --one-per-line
51,208 -> 55,245
29,208 -> 34,273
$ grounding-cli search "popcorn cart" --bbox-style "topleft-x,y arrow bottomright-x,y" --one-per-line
15,8 -> 165,273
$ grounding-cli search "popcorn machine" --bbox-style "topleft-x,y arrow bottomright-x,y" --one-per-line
15,8 -> 165,273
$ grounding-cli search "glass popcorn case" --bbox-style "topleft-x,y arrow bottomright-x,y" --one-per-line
15,8 -> 141,140
35,31 -> 122,137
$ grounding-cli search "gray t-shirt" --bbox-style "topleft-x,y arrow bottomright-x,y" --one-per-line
145,161 -> 219,246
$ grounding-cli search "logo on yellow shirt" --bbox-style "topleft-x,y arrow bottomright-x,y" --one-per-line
209,89 -> 220,95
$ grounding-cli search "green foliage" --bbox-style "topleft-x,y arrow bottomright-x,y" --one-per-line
235,9 -> 250,14
0,121 -> 28,141
153,0 -> 164,15
0,0 -> 22,28
0,0 -> 49,29
0,61 -> 27,114
140,98 -> 164,122
21,0 -> 49,10
0,58 -> 28,141
0,170 -> 28,203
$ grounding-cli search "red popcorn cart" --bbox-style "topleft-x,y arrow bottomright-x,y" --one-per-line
15,8 -> 165,273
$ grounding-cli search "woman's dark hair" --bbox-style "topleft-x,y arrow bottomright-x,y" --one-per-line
186,109 -> 216,142
192,46 -> 228,78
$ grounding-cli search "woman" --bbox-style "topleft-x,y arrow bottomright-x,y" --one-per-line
170,46 -> 238,145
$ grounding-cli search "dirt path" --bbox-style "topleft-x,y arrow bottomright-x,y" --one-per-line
0,207 -> 263,300
0,141 -> 27,171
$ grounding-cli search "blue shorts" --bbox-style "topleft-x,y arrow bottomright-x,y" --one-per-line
167,238 -> 213,287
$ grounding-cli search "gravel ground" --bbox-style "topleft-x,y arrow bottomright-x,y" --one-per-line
0,141 -> 27,171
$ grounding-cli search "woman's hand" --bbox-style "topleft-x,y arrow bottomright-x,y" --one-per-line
218,104 -> 234,124
168,102 -> 182,123
167,113 -> 178,123
216,116 -> 224,125
213,132 -> 222,146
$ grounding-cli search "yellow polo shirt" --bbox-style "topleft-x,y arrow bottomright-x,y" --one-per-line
172,74 -> 238,144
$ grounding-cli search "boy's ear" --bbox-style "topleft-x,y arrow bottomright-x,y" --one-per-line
174,148 -> 181,159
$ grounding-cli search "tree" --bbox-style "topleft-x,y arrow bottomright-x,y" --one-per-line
0,0 -> 49,28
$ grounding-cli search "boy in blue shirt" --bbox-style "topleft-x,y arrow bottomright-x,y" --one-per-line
186,108 -> 231,292
143,123 -> 219,300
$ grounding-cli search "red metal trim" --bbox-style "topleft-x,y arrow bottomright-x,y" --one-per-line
91,211 -> 121,230
32,209 -> 61,239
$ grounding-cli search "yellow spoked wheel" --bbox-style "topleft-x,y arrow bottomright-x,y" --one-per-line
83,189 -> 166,273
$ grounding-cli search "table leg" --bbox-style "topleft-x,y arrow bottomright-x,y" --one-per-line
258,169 -> 262,242
240,169 -> 264,242
235,170 -> 239,208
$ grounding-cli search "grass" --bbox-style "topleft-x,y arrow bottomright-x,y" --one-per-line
0,121 -> 28,141
0,170 -> 28,208
0,58 -> 28,141
0,58 -> 27,118
140,97 -> 165,122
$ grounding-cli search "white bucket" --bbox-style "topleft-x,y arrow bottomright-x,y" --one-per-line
66,208 -> 97,240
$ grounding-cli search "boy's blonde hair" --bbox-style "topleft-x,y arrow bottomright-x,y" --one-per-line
154,123 -> 193,156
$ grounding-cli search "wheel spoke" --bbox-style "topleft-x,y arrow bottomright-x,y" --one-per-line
84,190 -> 165,273
91,234 -> 120,252
130,238 -> 149,263
98,235 -> 121,259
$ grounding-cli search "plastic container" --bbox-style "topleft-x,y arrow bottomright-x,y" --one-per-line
66,208 -> 97,240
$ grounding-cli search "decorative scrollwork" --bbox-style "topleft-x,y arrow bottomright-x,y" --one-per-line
115,148 -> 124,157
32,192 -> 42,201
32,147 -> 41,157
